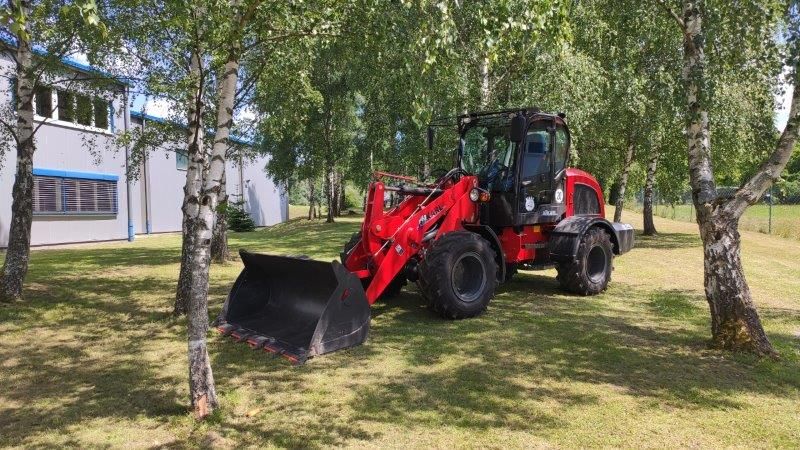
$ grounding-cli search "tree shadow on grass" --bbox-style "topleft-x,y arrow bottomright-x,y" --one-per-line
0,297 -> 187,447
635,231 -> 702,249
208,269 -> 800,445
29,246 -> 183,272
340,276 -> 799,432
4,218 -> 799,447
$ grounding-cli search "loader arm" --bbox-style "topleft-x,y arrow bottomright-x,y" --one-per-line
344,174 -> 479,304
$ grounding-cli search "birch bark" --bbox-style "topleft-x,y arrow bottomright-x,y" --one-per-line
0,3 -> 36,303
211,155 -> 230,263
613,141 -> 635,223
643,146 -> 659,235
174,48 -> 206,316
677,0 -> 799,356
185,13 -> 246,414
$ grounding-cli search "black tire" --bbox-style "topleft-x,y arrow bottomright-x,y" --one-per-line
341,232 -> 406,298
504,263 -> 518,283
418,231 -> 498,319
556,227 -> 613,295
340,232 -> 362,264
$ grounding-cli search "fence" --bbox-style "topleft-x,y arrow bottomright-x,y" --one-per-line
630,186 -> 800,240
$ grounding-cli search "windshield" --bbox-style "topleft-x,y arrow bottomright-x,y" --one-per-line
461,125 -> 515,185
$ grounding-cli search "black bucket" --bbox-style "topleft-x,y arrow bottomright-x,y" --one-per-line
215,250 -> 370,364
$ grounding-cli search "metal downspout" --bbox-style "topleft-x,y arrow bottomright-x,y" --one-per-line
239,153 -> 244,202
142,115 -> 152,234
123,87 -> 134,241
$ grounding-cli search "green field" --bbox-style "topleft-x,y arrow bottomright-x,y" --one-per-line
1,213 -> 799,448
630,203 -> 800,239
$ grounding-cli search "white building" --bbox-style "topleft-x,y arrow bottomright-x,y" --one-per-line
0,54 -> 287,248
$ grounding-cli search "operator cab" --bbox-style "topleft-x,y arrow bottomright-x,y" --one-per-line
456,108 -> 570,228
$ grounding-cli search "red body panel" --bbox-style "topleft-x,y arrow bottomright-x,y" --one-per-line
498,225 -> 551,263
344,175 -> 478,303
564,168 -> 605,218
346,168 -> 606,303
495,168 -> 605,265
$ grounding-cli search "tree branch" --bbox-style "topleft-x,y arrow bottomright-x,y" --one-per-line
723,70 -> 800,218
0,116 -> 20,145
654,0 -> 686,31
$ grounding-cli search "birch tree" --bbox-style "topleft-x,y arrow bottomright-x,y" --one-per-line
0,0 -> 109,303
210,168 -> 229,262
179,0 -> 346,417
655,0 -> 799,356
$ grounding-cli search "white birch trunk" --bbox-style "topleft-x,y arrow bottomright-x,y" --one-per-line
211,168 -> 229,263
480,55 -> 491,108
613,141 -> 635,223
185,24 -> 244,416
678,0 -> 799,356
1,5 -> 36,303
643,146 -> 659,235
174,49 -> 206,316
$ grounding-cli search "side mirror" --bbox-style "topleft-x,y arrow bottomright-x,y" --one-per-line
510,114 -> 526,143
427,126 -> 434,150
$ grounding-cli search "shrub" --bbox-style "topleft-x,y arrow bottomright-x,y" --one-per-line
226,201 -> 256,232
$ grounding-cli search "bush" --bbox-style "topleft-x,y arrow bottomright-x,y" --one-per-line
344,184 -> 363,209
225,201 -> 256,232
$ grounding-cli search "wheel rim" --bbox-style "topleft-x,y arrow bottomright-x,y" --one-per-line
586,245 -> 608,284
451,252 -> 487,303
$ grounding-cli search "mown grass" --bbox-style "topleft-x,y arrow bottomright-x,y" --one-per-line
632,203 -> 800,239
1,210 -> 799,448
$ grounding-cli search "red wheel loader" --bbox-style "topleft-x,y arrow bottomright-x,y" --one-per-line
216,107 -> 634,364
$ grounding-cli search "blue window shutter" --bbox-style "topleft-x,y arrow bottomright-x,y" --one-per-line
32,169 -> 119,216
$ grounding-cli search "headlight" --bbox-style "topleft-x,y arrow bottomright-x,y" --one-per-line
469,188 -> 491,203
470,188 -> 480,202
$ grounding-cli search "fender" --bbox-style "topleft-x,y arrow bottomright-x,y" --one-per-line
548,215 -> 634,263
463,224 -> 506,283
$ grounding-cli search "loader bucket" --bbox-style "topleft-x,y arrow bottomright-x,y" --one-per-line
216,250 -> 370,364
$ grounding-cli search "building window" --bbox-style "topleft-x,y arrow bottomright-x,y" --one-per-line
35,87 -> 53,117
176,150 -> 189,171
33,177 -> 59,212
32,87 -> 112,131
76,94 -> 93,126
94,99 -> 109,129
57,90 -> 74,122
32,170 -> 118,215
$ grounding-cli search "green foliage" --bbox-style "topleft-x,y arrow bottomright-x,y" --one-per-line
343,183 -> 362,209
288,176 -> 323,206
255,0 -> 572,189
0,0 -> 115,160
774,145 -> 800,201
225,201 -> 256,232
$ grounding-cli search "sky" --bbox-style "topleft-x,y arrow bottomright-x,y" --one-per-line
131,95 -> 173,118
774,83 -> 793,132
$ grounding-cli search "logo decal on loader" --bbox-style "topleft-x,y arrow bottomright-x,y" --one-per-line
418,205 -> 444,229
525,196 -> 536,212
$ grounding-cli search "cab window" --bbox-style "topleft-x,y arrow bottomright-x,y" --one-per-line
555,126 -> 569,172
521,125 -> 550,179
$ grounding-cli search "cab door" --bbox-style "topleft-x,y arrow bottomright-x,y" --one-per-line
515,119 -> 569,225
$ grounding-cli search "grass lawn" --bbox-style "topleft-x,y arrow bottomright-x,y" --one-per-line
1,211 -> 799,448
636,203 -> 800,239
